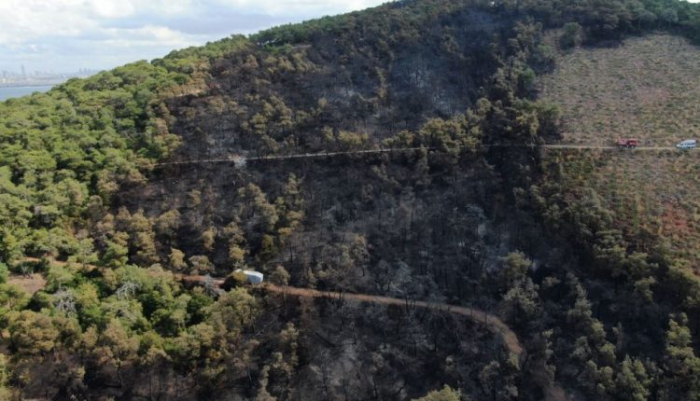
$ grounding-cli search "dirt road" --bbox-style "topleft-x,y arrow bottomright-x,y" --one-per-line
264,284 -> 523,356
152,142 -> 695,168
18,258 -> 566,400
153,147 -> 427,167
541,144 -> 680,151
15,259 -> 522,355
265,285 -> 568,401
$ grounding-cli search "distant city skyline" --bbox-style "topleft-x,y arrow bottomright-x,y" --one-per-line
0,0 -> 390,74
0,67 -> 99,88
2,67 -> 96,76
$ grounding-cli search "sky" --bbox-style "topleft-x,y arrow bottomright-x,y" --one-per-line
0,0 -> 389,74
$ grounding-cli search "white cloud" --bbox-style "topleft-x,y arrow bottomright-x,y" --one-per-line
94,25 -> 203,49
88,1 -> 136,18
0,0 -> 94,44
0,0 -> 390,72
0,0 -> 385,45
213,0 -> 385,15
6,0 -> 700,74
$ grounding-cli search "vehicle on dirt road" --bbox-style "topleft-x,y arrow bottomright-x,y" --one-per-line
616,138 -> 639,148
676,139 -> 697,149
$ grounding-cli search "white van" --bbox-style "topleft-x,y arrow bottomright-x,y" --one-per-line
676,139 -> 697,149
235,269 -> 264,284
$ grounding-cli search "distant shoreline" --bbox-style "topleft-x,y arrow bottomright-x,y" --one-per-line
0,85 -> 55,101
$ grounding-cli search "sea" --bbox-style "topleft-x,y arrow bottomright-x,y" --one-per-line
0,85 -> 53,101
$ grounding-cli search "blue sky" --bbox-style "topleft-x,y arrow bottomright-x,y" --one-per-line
0,0 -> 389,74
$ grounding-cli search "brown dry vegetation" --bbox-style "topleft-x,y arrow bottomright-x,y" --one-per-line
541,34 -> 700,146
545,149 -> 700,266
7,274 -> 47,295
540,34 -> 700,268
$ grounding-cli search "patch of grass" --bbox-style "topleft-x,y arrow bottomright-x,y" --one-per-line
541,34 -> 700,147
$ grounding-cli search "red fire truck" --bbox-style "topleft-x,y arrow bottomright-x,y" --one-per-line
616,138 -> 639,148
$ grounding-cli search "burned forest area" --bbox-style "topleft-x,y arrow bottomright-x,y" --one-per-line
2,0 -> 700,400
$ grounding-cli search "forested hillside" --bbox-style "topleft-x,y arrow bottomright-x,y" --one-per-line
1,0 -> 700,400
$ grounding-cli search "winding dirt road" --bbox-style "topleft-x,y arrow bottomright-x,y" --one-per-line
15,258 -> 566,400
264,284 -> 568,401
14,262 -> 521,354
264,284 -> 523,355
